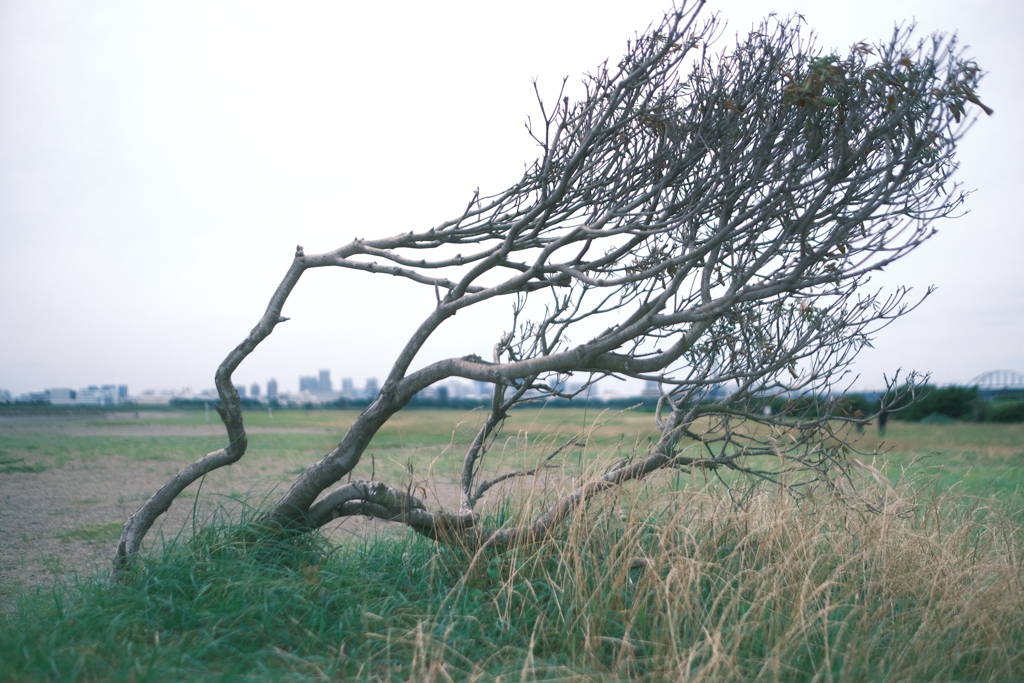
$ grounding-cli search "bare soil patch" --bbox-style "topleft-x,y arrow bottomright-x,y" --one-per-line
0,415 -> 454,612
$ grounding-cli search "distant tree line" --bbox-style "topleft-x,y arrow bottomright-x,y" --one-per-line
12,387 -> 1020,424
165,387 -> 1024,423
840,385 -> 1024,423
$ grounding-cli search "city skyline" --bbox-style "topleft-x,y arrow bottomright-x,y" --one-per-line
8,365 -> 1024,406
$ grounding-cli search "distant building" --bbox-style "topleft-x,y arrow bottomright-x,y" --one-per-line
0,389 -> 11,403
298,369 -> 339,399
76,385 -> 120,405
271,391 -> 301,406
318,369 -> 332,393
16,384 -> 133,405
250,382 -> 260,398
48,388 -> 77,405
267,379 -> 278,400
136,390 -> 175,405
364,377 -> 379,398
641,381 -> 660,399
341,377 -> 355,398
236,385 -> 247,398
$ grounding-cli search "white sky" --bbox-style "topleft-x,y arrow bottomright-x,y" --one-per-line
1,0 -> 1021,396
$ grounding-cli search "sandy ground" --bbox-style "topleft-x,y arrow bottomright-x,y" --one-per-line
0,414 -> 421,612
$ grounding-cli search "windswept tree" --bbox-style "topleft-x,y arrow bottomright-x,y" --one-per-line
112,1 -> 990,579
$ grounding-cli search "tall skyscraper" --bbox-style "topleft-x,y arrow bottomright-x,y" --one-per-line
342,377 -> 354,398
250,382 -> 260,398
364,377 -> 379,398
267,378 -> 278,399
318,369 -> 332,393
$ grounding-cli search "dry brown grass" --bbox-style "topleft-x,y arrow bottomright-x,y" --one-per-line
388,470 -> 1024,680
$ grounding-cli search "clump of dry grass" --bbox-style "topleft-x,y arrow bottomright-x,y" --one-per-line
422,465 -> 1024,681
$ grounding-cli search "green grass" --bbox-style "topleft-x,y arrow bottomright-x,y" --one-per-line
853,420 -> 1024,499
0,459 -> 46,474
58,522 -> 124,544
0,431 -> 226,467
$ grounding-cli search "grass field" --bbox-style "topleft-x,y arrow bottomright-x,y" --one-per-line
1,409 -> 1022,680
5,407 -> 1021,493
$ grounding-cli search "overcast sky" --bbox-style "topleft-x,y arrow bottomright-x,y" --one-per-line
1,0 -> 1021,396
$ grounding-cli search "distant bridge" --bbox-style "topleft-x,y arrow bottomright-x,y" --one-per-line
968,370 -> 1024,397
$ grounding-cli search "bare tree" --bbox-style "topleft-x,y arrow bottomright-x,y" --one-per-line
112,1 -> 990,579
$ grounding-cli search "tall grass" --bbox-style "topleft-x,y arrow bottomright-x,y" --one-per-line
2,470 -> 1021,681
